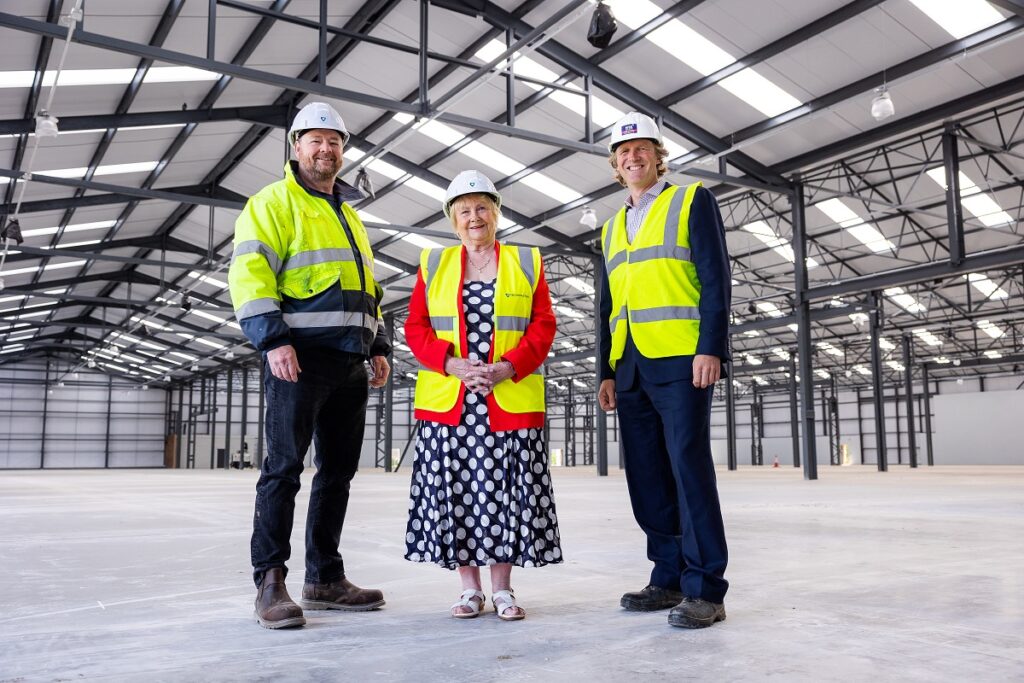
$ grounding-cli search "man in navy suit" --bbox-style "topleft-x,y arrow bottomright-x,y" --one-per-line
597,112 -> 731,629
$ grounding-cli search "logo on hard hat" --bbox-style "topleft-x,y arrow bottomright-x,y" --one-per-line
469,181 -> 476,187
621,123 -> 637,135
320,115 -> 327,122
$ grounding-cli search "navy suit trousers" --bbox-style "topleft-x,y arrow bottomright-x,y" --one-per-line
616,361 -> 729,603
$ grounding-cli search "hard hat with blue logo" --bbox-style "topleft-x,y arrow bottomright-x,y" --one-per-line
289,101 -> 349,145
442,170 -> 502,219
608,111 -> 661,152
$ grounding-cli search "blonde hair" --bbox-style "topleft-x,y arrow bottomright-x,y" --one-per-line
608,141 -> 669,187
447,193 -> 501,231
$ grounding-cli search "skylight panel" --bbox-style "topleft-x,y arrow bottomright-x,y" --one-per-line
925,167 -> 1014,228
908,0 -> 1004,39
814,198 -> 895,253
756,301 -> 785,318
21,220 -> 116,238
608,0 -> 801,116
564,276 -> 595,295
883,286 -> 926,314
474,41 -> 689,155
0,344 -> 26,355
753,375 -> 768,386
887,360 -> 905,372
5,333 -> 34,342
0,161 -> 160,186
878,337 -> 896,351
817,342 -> 844,357
976,319 -> 1004,339
912,328 -> 943,346
0,66 -> 220,89
964,273 -> 1008,300
744,353 -> 762,366
815,368 -> 831,379
854,364 -> 870,376
186,271 -> 227,289
933,356 -> 950,364
555,304 -> 586,319
741,220 -> 819,268
0,259 -> 87,277
983,350 -> 1002,359
772,347 -> 790,361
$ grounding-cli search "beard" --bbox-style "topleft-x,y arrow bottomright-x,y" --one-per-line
300,155 -> 342,182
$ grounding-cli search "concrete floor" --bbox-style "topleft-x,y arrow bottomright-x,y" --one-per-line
0,465 -> 1022,682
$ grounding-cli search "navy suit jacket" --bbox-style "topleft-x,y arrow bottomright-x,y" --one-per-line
599,184 -> 731,389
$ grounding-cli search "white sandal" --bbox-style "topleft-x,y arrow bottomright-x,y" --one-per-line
450,589 -> 486,619
492,589 -> 526,621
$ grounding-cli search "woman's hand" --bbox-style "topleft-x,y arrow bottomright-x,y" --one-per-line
464,360 -> 515,397
444,355 -> 484,386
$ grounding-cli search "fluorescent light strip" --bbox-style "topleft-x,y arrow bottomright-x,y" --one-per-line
0,66 -> 221,89
964,273 -> 1009,300
186,271 -> 227,289
756,301 -> 785,318
555,304 -> 586,319
908,0 -> 1004,39
742,220 -> 819,268
814,199 -> 895,253
925,168 -> 1014,228
817,341 -> 844,357
0,344 -> 26,354
564,276 -> 595,295
606,0 -> 801,117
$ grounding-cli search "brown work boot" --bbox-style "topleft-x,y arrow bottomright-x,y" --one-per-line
302,577 -> 385,611
254,567 -> 306,629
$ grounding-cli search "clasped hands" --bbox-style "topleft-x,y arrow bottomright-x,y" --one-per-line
444,356 -> 514,397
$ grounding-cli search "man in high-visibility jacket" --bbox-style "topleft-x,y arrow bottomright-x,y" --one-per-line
597,112 -> 731,629
229,101 -> 391,629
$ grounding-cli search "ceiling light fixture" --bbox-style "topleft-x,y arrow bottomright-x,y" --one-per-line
579,207 -> 598,230
870,86 -> 894,122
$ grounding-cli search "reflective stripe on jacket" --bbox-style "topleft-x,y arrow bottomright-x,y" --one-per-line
228,162 -> 384,352
413,244 -> 545,415
601,182 -> 703,369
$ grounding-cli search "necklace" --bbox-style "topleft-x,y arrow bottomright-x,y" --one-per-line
467,250 -> 493,276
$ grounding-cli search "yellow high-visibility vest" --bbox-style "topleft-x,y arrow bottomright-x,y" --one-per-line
601,182 -> 703,369
414,244 -> 545,415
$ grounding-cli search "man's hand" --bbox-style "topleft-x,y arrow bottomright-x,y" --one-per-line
692,354 -> 721,389
267,345 -> 301,382
598,379 -> 616,412
369,355 -> 391,388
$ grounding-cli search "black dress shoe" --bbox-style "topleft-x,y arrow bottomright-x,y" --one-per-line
668,597 -> 726,628
620,585 -> 685,612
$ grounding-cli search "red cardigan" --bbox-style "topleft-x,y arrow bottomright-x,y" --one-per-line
404,242 -> 556,431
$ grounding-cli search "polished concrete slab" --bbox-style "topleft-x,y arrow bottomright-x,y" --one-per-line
0,465 -> 1021,682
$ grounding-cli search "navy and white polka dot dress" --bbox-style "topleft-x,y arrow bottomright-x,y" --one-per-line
405,279 -> 563,569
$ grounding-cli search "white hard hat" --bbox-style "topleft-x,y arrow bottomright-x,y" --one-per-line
289,101 -> 349,145
442,170 -> 502,218
608,111 -> 661,151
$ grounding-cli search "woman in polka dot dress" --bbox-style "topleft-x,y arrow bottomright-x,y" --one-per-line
404,170 -> 561,621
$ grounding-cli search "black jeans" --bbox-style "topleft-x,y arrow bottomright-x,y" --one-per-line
251,348 -> 368,587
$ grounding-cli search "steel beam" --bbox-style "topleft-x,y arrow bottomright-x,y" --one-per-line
0,105 -> 289,135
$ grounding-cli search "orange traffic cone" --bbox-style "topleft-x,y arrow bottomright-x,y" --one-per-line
772,456 -> 780,468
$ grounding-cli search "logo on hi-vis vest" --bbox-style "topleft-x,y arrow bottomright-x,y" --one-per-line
621,123 -> 638,135
505,292 -> 529,299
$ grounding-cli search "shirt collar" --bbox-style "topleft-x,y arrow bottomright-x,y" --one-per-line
624,180 -> 668,209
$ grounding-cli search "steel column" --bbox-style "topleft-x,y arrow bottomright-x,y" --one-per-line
104,375 -> 113,468
942,124 -> 967,266
240,365 -> 249,466
224,367 -> 233,469
791,182 -> 818,479
384,315 -> 395,472
869,291 -> 888,471
257,360 -> 266,469
921,364 -> 934,466
210,373 -> 218,469
788,357 -> 800,468
40,359 -> 51,468
592,255 -> 608,476
902,335 -> 918,468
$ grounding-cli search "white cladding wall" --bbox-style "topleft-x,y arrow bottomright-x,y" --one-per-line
0,363 -> 165,468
